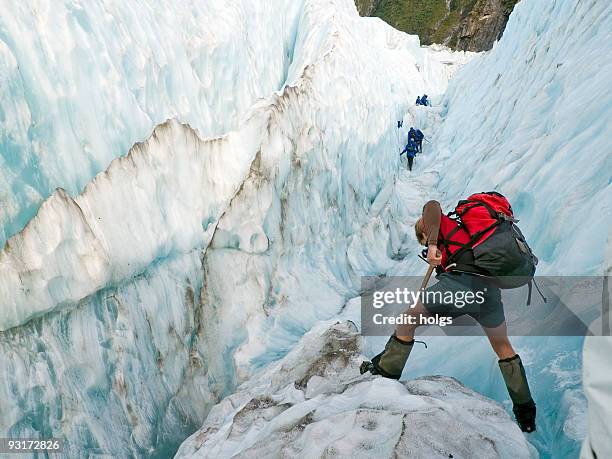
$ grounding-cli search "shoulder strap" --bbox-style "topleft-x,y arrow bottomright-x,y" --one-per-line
457,199 -> 516,223
446,219 -> 502,266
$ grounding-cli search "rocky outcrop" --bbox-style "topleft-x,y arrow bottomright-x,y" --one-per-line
356,0 -> 520,52
176,322 -> 537,458
355,0 -> 382,17
446,0 -> 520,51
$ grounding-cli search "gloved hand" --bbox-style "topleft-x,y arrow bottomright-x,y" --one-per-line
360,335 -> 415,379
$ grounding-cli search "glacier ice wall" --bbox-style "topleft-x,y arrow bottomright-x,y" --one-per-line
2,0 -> 608,456
0,0 -> 474,456
0,0 -> 472,333
431,0 -> 611,276
0,118 -> 267,331
1,252 -> 210,457
0,0 -> 307,246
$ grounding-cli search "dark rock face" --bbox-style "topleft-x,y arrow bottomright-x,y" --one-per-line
448,0 -> 519,51
355,0 -> 520,52
354,0 -> 383,17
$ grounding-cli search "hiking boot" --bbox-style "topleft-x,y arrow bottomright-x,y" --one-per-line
499,354 -> 537,433
361,335 -> 414,379
513,399 -> 537,433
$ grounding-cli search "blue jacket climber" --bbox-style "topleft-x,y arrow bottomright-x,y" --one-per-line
416,96 -> 421,105
400,139 -> 418,157
407,127 -> 416,142
400,139 -> 418,171
415,129 -> 424,152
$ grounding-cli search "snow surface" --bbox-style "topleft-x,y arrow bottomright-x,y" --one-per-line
175,321 -> 536,459
0,0 -> 609,456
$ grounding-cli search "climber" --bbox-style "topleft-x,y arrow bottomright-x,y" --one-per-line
361,195 -> 538,433
421,94 -> 429,106
407,127 -> 416,142
415,96 -> 422,106
415,129 -> 424,152
400,139 -> 418,171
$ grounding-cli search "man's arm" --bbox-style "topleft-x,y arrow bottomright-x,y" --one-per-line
422,200 -> 441,244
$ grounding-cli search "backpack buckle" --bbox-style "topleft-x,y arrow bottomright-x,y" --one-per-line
498,212 -> 518,223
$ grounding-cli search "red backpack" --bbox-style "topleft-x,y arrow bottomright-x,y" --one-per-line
438,192 -> 538,290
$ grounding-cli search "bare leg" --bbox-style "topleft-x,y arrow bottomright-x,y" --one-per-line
395,300 -> 429,342
483,321 -> 516,359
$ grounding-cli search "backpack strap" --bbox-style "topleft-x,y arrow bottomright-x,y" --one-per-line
533,279 -> 547,303
527,281 -> 533,306
441,208 -> 505,268
446,219 -> 502,267
457,198 -> 517,223
526,280 -> 547,306
443,224 -> 463,241
438,217 -> 467,261
457,201 -> 498,220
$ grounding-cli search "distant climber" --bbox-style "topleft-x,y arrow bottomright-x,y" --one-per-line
415,129 -> 424,152
420,94 -> 429,106
400,139 -> 418,171
407,127 -> 416,142
415,96 -> 421,106
361,192 -> 539,434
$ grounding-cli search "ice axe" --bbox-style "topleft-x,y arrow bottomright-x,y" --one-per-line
420,264 -> 435,290
359,264 -> 435,375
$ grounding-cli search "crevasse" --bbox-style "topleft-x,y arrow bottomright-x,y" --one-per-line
0,0 -> 475,456
1,0 -> 609,457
